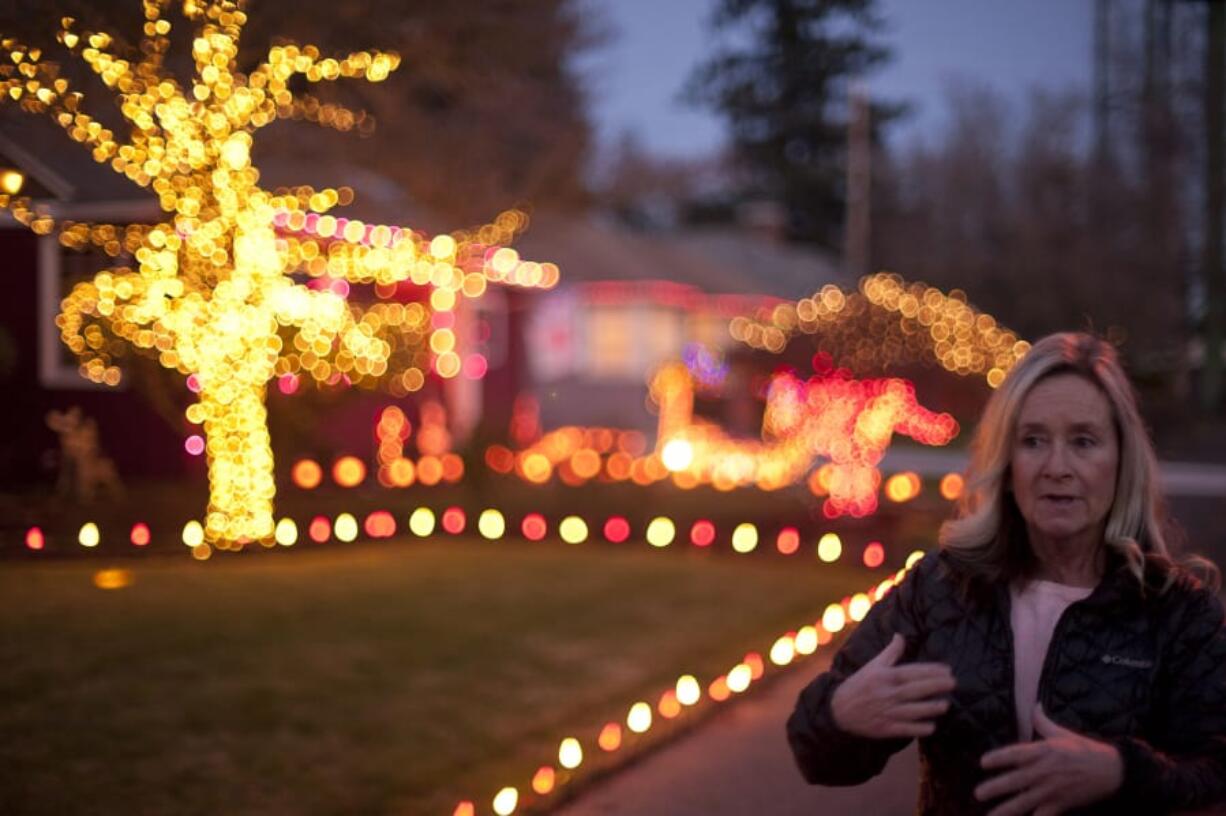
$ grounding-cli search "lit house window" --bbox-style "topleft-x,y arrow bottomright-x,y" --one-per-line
588,306 -> 637,379
586,305 -> 684,381
686,313 -> 733,352
641,308 -> 683,369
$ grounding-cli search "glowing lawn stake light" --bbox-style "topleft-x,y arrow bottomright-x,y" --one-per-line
627,702 -> 653,734
558,737 -> 583,769
274,518 -> 297,546
676,675 -> 701,706
531,766 -> 555,795
598,722 -> 622,751
334,513 -> 359,542
559,516 -> 588,544
492,787 -> 518,816
731,523 -> 758,553
478,509 -> 506,540
409,507 -> 435,537
645,517 -> 675,548
817,532 -> 842,563
79,522 -> 100,548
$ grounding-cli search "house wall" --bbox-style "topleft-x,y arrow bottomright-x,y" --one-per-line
0,228 -> 185,488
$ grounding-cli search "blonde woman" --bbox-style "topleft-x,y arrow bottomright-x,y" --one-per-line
787,333 -> 1226,814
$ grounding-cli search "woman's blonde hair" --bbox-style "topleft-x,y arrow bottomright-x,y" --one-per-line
939,332 -> 1212,593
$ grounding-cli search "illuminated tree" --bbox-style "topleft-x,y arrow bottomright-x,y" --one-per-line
0,1 -> 553,546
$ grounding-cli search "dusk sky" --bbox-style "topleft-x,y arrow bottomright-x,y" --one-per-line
585,0 -> 1095,159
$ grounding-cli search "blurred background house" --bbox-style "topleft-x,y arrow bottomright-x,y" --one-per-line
3,0 -> 1226,489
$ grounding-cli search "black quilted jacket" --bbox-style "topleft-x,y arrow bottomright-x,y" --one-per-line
787,550 -> 1226,814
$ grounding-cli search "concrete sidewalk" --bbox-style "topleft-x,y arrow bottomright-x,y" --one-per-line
554,652 -> 920,816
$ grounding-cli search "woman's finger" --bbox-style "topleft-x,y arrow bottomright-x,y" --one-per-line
981,741 -> 1042,770
866,633 -> 906,668
891,662 -> 955,684
975,765 -> 1035,802
894,673 -> 957,701
891,698 -> 949,722
881,719 -> 936,739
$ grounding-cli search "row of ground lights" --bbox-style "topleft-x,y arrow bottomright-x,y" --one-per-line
453,551 -> 927,816
24,509 -> 893,568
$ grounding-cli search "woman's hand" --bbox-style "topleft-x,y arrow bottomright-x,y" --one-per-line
975,704 -> 1123,816
829,633 -> 956,739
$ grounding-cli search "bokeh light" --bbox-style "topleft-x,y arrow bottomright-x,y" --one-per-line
770,635 -> 796,666
603,516 -> 630,543
940,472 -> 965,501
478,509 -> 506,540
409,507 -> 436,537
274,518 -> 298,546
849,592 -> 872,622
442,507 -> 467,534
863,541 -> 885,568
626,702 -> 652,734
676,675 -> 701,706
776,527 -> 800,555
558,737 -> 583,770
308,515 -> 331,543
522,513 -> 547,541
182,520 -> 205,548
531,766 -> 555,796
598,722 -> 622,751
690,520 -> 716,547
333,456 -> 367,488
727,664 -> 752,693
93,569 -> 133,590
492,787 -> 518,816
660,438 -> 694,471
645,517 -> 676,548
291,459 -> 323,490
559,516 -> 588,544
817,532 -> 843,563
334,513 -> 359,542
731,523 -> 758,554
78,522 -> 100,548
884,471 -> 922,503
822,603 -> 846,633
795,626 -> 819,655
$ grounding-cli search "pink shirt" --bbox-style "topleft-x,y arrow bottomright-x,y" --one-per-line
1009,579 -> 1094,740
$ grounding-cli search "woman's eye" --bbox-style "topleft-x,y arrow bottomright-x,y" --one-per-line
1020,436 -> 1042,448
1073,436 -> 1097,448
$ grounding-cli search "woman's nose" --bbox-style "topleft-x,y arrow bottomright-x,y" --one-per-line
1041,442 -> 1074,478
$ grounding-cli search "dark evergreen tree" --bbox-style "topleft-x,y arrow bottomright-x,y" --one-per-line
685,0 -> 894,248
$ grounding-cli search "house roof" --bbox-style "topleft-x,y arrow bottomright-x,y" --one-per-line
0,113 -> 151,204
512,211 -> 850,303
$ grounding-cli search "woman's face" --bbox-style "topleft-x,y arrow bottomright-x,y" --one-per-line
1010,373 -> 1120,551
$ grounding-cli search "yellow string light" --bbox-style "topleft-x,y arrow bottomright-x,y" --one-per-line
731,272 -> 1029,387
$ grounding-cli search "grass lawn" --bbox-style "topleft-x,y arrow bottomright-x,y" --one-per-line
0,537 -> 874,816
